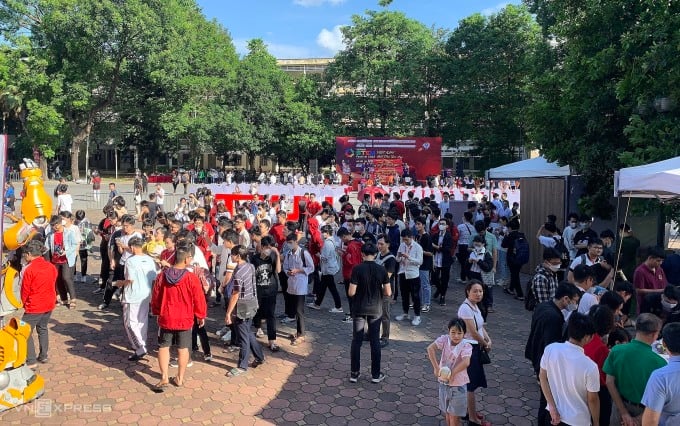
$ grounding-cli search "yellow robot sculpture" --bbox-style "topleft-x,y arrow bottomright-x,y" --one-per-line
0,159 -> 48,412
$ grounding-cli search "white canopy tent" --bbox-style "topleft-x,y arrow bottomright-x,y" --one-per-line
487,155 -> 570,179
614,156 -> 680,199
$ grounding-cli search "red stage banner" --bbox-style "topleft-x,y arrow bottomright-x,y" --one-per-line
335,136 -> 442,186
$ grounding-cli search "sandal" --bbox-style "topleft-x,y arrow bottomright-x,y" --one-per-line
151,381 -> 169,393
226,367 -> 246,377
170,376 -> 183,387
291,336 -> 305,346
68,301 -> 77,310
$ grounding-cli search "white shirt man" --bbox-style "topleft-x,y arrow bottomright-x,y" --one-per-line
539,312 -> 600,426
115,237 -> 157,360
155,184 -> 165,210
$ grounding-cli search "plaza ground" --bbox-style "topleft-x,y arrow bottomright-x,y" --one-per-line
1,180 -> 540,425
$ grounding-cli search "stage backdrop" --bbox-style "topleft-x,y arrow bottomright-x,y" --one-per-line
336,136 -> 442,186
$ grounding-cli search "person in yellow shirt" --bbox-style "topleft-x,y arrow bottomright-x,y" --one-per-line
144,227 -> 168,260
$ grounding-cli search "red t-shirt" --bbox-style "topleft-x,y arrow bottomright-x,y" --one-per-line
583,334 -> 609,385
51,232 -> 67,264
21,257 -> 58,314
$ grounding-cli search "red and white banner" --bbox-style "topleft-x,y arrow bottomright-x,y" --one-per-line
335,136 -> 442,186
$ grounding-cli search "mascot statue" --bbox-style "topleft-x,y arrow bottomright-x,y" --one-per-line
0,159 -> 48,411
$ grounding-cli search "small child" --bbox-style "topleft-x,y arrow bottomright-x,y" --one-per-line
144,227 -> 167,260
427,318 -> 473,426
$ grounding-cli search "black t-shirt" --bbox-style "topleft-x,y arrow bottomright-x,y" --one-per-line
350,261 -> 388,317
416,232 -> 433,270
574,228 -> 598,256
375,252 -> 397,289
250,251 -> 279,298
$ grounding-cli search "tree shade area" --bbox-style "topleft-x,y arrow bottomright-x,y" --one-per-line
1,0 -> 678,218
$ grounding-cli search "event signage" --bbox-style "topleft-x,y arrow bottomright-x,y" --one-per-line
335,136 -> 442,185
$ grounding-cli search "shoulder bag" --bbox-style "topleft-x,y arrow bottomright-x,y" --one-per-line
236,265 -> 260,320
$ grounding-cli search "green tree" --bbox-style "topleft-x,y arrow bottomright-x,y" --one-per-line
323,10 -> 439,137
438,5 -> 541,170
222,39 -> 292,171
1,0 -> 164,180
277,77 -> 333,169
524,0 -> 680,217
0,40 -> 64,164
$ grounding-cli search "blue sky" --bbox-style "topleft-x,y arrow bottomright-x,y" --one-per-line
195,0 -> 521,58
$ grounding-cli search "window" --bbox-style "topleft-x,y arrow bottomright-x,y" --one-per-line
261,157 -> 268,166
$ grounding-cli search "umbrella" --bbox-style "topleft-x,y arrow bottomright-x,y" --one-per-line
357,186 -> 388,203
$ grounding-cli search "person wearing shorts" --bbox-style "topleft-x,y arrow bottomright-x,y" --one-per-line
151,242 -> 207,392
428,318 -> 473,425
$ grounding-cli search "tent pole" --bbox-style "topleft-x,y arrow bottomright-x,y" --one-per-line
614,194 -> 631,284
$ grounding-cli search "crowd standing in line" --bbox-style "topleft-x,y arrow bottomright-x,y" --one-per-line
10,174 -> 680,426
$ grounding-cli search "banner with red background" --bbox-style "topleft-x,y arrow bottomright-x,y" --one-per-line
335,136 -> 442,186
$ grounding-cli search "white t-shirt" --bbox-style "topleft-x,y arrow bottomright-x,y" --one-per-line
538,235 -> 559,248
457,300 -> 485,343
156,187 -> 165,206
540,342 -> 600,426
576,287 -> 599,315
57,194 -> 73,213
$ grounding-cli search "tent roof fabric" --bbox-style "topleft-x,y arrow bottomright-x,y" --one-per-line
614,156 -> 680,199
488,156 -> 571,179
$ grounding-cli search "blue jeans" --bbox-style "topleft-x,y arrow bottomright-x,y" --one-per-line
234,317 -> 265,370
351,315 -> 382,378
419,270 -> 431,305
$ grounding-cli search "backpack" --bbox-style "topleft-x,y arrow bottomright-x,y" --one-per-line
524,279 -> 537,311
181,174 -> 188,184
553,237 -> 570,267
511,234 -> 530,266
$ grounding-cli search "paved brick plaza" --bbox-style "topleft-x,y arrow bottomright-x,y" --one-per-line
1,181 -> 540,425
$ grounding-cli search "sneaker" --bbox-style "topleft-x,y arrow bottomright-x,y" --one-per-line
220,331 -> 232,342
204,354 -> 213,362
380,339 -> 389,348
255,328 -> 265,337
439,297 -> 446,306
329,307 -> 344,313
216,326 -> 229,337
128,353 -> 146,361
342,316 -> 353,323
92,288 -> 103,294
411,316 -> 421,326
349,372 -> 360,383
409,303 -> 413,308
112,291 -> 120,301
169,358 -> 194,368
395,314 -> 410,321
281,317 -> 296,324
97,303 -> 108,310
421,305 -> 431,313
371,373 -> 386,383
306,303 -> 321,310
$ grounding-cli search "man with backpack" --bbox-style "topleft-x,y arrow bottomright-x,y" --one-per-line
567,238 -> 614,287
502,219 -> 529,300
529,248 -> 563,306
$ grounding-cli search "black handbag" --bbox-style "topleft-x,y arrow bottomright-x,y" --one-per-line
467,302 -> 492,365
479,347 -> 491,365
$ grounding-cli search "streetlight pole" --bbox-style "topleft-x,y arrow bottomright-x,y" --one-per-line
85,132 -> 90,182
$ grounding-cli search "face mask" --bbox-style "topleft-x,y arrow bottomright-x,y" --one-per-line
566,302 -> 578,312
569,222 -> 577,229
662,299 -> 677,311
438,225 -> 446,231
580,222 -> 589,229
474,246 -> 484,253
547,264 -> 560,272
355,226 -> 362,232
263,249 -> 272,256
61,220 -> 67,226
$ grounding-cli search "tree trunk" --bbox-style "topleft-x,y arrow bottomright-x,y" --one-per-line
70,122 -> 92,181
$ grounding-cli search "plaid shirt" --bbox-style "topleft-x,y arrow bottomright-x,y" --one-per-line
532,264 -> 559,303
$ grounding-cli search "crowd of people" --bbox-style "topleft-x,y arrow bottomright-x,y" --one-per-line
12,176 -> 680,425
